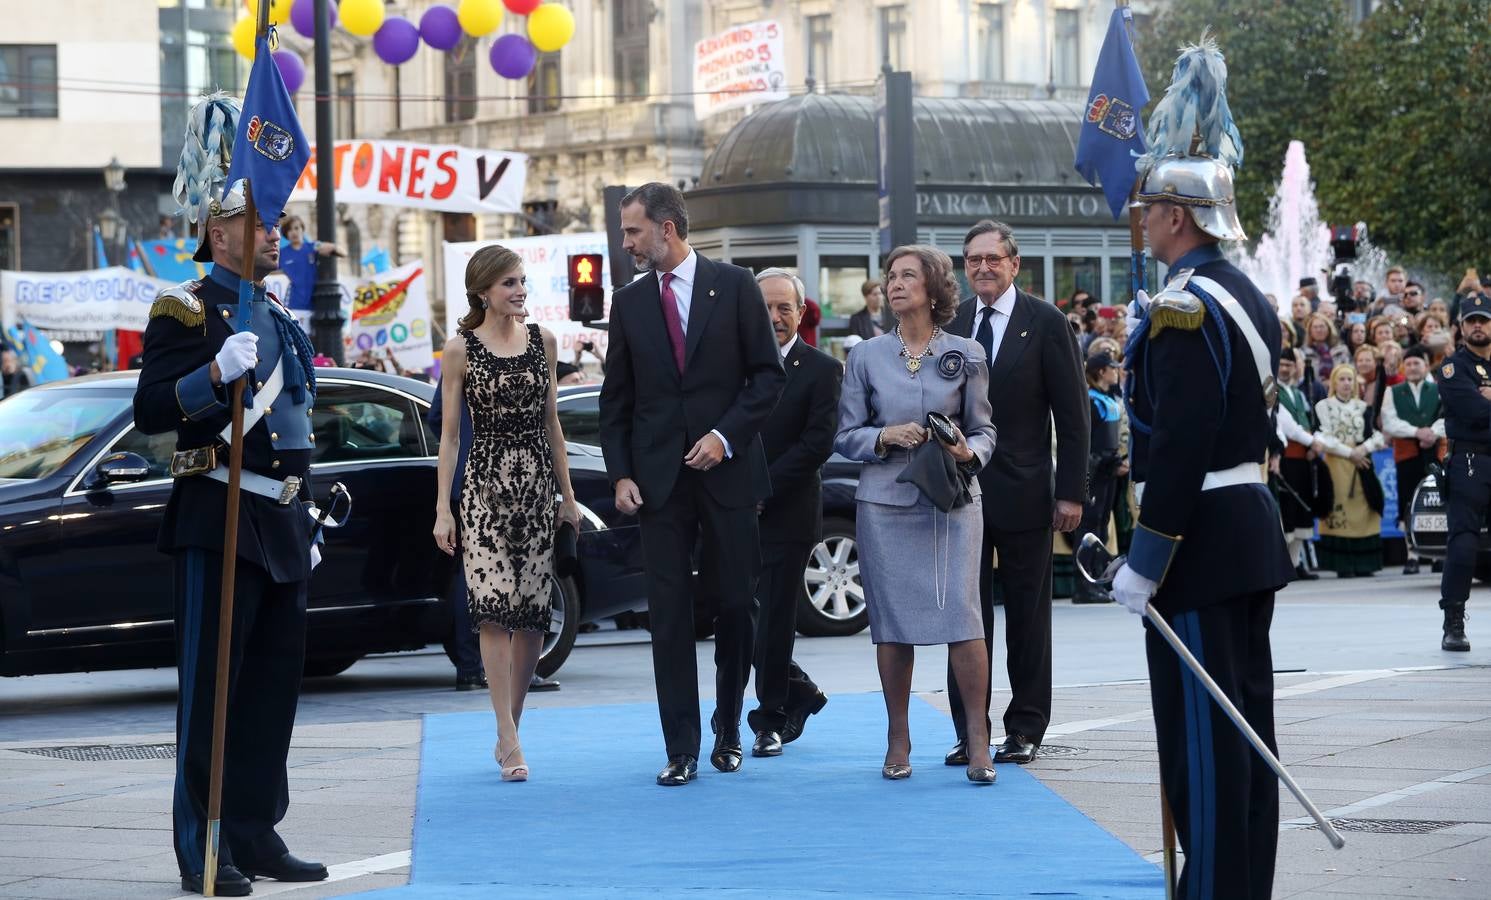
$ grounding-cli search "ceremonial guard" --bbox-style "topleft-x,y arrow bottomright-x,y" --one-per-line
1274,349 -> 1326,581
134,94 -> 327,895
1430,295 -> 1491,652
1110,37 -> 1294,899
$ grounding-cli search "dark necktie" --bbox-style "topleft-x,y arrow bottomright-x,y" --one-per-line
975,305 -> 996,362
659,272 -> 686,373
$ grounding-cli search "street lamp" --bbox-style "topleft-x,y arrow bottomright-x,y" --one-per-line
98,156 -> 127,267
102,156 -> 127,194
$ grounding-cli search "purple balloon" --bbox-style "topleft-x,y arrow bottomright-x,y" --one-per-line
289,0 -> 333,40
273,50 -> 306,94
373,16 -> 420,66
419,5 -> 462,52
490,34 -> 537,80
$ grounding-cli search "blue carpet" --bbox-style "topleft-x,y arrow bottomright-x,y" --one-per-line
360,693 -> 1163,898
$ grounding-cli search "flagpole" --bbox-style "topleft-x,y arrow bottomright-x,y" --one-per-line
201,2 -> 268,892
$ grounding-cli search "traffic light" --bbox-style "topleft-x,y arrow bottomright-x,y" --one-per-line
568,253 -> 605,322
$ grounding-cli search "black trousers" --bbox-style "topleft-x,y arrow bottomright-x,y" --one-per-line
1394,453 -> 1429,529
638,469 -> 760,759
947,522 -> 1053,744
172,550 -> 307,877
1146,594 -> 1278,900
747,540 -> 819,734
447,564 -> 483,676
1441,450 -> 1491,607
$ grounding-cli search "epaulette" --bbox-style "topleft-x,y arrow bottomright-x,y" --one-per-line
149,281 -> 206,331
1146,268 -> 1205,338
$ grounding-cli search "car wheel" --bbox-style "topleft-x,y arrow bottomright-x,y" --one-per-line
303,655 -> 361,678
536,573 -> 580,679
797,516 -> 868,637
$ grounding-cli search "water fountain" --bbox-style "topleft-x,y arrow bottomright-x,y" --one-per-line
1231,140 -> 1392,312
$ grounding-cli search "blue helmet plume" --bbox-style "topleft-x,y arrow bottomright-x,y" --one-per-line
1135,31 -> 1243,172
172,92 -> 242,227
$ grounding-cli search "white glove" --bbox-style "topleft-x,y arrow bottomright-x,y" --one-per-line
1111,563 -> 1157,616
309,543 -> 322,570
214,331 -> 259,384
1125,289 -> 1151,334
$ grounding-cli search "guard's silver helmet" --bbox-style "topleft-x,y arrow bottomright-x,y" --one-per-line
1134,155 -> 1246,242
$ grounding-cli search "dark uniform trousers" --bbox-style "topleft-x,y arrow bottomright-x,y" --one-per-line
1441,449 -> 1491,607
1146,593 -> 1278,900
747,540 -> 821,735
639,466 -> 760,759
950,524 -> 1054,743
173,550 -> 307,876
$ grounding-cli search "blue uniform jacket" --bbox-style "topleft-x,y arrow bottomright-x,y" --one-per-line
132,266 -> 317,584
1124,244 -> 1294,613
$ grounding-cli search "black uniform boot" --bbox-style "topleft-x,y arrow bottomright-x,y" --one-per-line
1441,602 -> 1470,652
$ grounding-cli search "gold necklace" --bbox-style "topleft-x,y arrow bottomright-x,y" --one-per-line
896,325 -> 939,374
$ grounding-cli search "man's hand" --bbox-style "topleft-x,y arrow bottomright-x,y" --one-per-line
1311,438 -> 1327,455
1111,563 -> 1157,616
614,478 -> 643,515
212,331 -> 258,385
1478,386 -> 1491,402
1269,455 -> 1281,476
1053,499 -> 1082,533
684,432 -> 726,471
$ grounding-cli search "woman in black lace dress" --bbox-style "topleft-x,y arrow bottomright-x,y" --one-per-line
434,245 -> 581,780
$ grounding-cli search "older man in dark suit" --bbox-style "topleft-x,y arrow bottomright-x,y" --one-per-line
944,219 -> 1089,766
599,183 -> 785,786
747,268 -> 841,757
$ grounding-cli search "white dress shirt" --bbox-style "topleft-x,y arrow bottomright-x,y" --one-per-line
975,282 -> 1018,362
657,248 -> 733,457
1380,379 -> 1447,440
779,334 -> 799,359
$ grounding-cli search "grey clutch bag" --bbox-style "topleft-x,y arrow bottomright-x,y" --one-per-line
895,413 -> 973,512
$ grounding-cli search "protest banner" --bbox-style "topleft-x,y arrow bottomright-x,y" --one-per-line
443,234 -> 613,356
346,260 -> 436,372
693,20 -> 787,120
1,266 -> 172,338
291,140 -> 527,214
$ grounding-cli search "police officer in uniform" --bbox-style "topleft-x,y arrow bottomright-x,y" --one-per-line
133,179 -> 328,895
1109,37 -> 1295,900
1429,294 -> 1491,652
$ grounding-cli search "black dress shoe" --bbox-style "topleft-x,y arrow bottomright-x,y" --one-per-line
994,734 -> 1038,765
656,755 -> 698,786
751,730 -> 783,757
455,672 -> 486,691
529,673 -> 560,692
1402,560 -> 1421,575
781,691 -> 827,744
943,740 -> 969,766
1294,564 -> 1319,581
710,728 -> 743,772
181,864 -> 252,896
242,852 -> 328,882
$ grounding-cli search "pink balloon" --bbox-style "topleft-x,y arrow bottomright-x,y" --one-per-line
290,0 -> 334,39
272,50 -> 306,93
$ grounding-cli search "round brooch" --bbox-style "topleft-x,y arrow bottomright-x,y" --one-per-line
937,349 -> 966,379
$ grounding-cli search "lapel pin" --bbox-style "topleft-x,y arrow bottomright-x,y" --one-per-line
793,359 -> 800,367
1020,330 -> 1028,338
709,289 -> 716,296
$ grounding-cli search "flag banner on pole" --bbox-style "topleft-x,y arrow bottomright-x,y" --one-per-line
1074,7 -> 1150,220
224,29 -> 309,235
93,226 -> 110,269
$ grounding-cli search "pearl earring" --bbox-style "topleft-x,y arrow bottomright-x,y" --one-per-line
480,296 -> 489,310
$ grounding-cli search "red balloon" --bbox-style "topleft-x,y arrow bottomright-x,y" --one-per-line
503,0 -> 543,13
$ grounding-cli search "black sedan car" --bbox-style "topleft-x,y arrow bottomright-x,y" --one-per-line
1403,469 -> 1491,580
0,370 -> 653,680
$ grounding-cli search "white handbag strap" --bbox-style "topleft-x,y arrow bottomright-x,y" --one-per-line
1190,275 -> 1275,411
219,358 -> 286,444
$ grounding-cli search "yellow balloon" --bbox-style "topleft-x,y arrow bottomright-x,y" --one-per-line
527,3 -> 575,53
231,14 -> 257,60
457,0 -> 504,37
339,0 -> 385,37
244,0 -> 291,27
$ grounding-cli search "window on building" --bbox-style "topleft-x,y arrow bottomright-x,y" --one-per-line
335,71 -> 356,139
445,45 -> 477,122
1055,257 -> 1102,309
0,45 -> 58,118
878,5 -> 907,71
0,203 -> 18,270
528,52 -> 561,114
806,15 -> 831,89
614,0 -> 650,101
1053,8 -> 1081,87
975,3 -> 1004,82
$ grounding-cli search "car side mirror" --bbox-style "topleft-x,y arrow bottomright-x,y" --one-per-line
91,451 -> 152,487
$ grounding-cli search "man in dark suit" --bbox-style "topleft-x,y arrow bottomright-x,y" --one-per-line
747,268 -> 840,757
599,183 -> 785,786
945,219 -> 1089,766
846,279 -> 887,340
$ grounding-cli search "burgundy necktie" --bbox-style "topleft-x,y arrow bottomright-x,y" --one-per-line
659,272 -> 686,373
